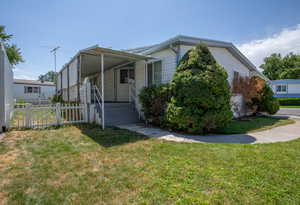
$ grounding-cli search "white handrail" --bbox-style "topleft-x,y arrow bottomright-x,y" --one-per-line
93,85 -> 104,128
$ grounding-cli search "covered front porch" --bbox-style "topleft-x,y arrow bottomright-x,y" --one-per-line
79,45 -> 151,103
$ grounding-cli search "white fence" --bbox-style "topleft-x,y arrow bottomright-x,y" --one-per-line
0,41 -> 14,132
9,103 -> 88,129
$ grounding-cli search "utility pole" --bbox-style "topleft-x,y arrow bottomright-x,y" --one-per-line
50,46 -> 60,72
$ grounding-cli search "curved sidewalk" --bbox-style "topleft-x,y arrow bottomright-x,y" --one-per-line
118,118 -> 300,144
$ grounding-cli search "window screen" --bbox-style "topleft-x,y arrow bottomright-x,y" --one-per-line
147,63 -> 153,86
153,61 -> 162,85
120,69 -> 128,84
276,85 -> 287,92
147,61 -> 162,86
129,69 -> 135,80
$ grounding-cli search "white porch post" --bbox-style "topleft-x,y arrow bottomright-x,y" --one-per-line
101,53 -> 105,130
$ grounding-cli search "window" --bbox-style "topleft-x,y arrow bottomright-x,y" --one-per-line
147,60 -> 162,86
147,63 -> 153,86
24,86 -> 40,94
276,85 -> 287,93
233,71 -> 240,80
120,69 -> 134,84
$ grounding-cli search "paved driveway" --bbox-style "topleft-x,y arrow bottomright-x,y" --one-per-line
277,108 -> 300,116
119,118 -> 300,144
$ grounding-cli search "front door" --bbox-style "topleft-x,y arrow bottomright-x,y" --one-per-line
116,68 -> 134,102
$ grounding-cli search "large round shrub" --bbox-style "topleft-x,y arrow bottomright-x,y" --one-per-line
166,44 -> 233,134
139,84 -> 170,126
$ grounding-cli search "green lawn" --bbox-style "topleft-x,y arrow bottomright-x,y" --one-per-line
280,105 -> 300,108
1,124 -> 300,204
215,116 -> 295,134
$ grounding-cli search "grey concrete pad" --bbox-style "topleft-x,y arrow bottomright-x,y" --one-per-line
118,119 -> 300,144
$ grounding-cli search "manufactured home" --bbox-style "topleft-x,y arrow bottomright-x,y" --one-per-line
272,79 -> 300,98
57,35 -> 265,126
13,79 -> 56,104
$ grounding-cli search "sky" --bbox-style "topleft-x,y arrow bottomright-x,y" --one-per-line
1,0 -> 300,80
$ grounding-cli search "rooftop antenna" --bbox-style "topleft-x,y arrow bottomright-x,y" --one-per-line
50,46 -> 60,72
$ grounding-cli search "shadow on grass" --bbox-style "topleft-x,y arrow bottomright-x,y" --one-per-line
214,116 -> 291,135
75,123 -> 149,147
120,124 -> 258,144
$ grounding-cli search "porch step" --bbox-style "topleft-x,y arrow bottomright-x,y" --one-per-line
104,103 -> 141,126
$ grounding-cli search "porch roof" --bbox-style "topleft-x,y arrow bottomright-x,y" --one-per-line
78,45 -> 152,78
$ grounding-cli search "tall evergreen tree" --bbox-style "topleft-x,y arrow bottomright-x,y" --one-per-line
166,44 -> 232,134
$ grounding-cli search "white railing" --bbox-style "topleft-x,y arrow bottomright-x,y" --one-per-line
128,79 -> 142,119
9,103 -> 88,129
93,86 -> 104,129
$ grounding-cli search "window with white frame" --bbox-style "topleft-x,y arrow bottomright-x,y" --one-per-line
24,86 -> 41,94
147,60 -> 162,86
120,69 -> 134,84
276,84 -> 287,93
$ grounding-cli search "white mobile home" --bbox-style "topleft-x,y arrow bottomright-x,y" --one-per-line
13,79 -> 56,104
272,79 -> 300,98
57,35 -> 264,126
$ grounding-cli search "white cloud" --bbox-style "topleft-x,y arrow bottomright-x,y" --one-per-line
238,25 -> 300,68
13,68 -> 38,80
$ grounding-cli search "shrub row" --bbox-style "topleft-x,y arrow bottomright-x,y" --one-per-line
277,97 -> 300,106
139,43 -> 279,134
139,84 -> 171,126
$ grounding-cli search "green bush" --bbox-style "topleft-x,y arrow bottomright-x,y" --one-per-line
165,44 -> 233,134
139,84 -> 171,126
258,85 -> 280,115
277,97 -> 300,106
51,94 -> 62,104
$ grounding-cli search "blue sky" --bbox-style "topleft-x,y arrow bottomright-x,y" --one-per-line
1,0 -> 300,79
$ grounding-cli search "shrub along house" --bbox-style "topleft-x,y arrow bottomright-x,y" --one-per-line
56,35 -> 265,126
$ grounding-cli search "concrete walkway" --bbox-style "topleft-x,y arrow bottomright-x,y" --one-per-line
118,118 -> 300,144
278,108 -> 300,116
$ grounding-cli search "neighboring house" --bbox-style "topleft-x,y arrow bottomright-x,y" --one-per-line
272,79 -> 300,98
57,35 -> 265,125
13,79 -> 56,104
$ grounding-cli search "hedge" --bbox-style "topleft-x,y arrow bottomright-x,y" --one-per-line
277,98 -> 300,106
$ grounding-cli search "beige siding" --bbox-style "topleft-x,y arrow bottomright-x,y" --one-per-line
69,58 -> 78,86
104,69 -> 114,101
57,73 -> 61,91
180,45 -> 250,85
288,84 -> 300,94
150,48 -> 177,83
135,60 -> 146,111
62,68 -> 68,89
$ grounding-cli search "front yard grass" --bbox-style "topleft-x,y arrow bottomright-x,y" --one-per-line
215,116 -> 295,134
280,105 -> 300,108
1,124 -> 300,204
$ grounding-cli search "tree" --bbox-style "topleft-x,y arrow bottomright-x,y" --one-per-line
260,53 -> 300,80
0,25 -> 24,65
38,71 -> 58,83
165,44 -> 233,134
260,53 -> 284,80
279,68 -> 300,79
